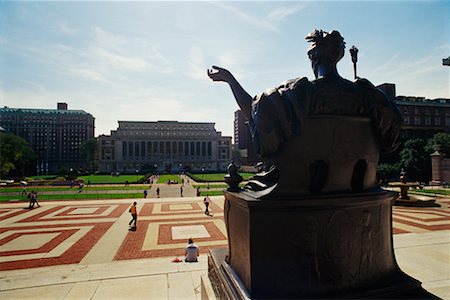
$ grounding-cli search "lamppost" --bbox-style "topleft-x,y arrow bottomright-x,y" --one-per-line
202,167 -> 205,181
135,169 -> 139,184
350,45 -> 358,79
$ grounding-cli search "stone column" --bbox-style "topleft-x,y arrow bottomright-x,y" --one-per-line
430,147 -> 443,185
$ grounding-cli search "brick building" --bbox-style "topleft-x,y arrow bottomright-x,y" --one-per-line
378,83 -> 450,139
0,103 -> 95,174
233,110 -> 258,166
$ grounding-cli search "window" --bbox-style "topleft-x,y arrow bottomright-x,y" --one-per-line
135,142 -> 140,156
185,142 -> 189,156
152,141 -> 157,155
166,141 -> 171,155
196,142 -> 201,156
160,142 -> 164,154
202,142 -> 206,156
414,116 -> 420,125
425,116 -> 431,125
129,142 -> 133,156
190,142 -> 195,156
147,142 -> 152,156
141,142 -> 145,156
434,117 -> 441,126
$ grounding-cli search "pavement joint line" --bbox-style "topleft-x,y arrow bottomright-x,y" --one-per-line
0,263 -> 205,292
394,241 -> 448,249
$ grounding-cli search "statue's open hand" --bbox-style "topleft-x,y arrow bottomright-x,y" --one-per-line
207,66 -> 233,83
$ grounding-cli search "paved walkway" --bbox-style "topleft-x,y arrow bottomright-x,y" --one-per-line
0,192 -> 449,299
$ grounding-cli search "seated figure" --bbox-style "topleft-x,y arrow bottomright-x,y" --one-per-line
208,29 -> 401,197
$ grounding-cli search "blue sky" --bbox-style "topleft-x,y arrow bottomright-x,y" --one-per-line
1,1 -> 449,138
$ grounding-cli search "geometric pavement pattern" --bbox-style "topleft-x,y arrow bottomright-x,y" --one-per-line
392,198 -> 450,234
0,197 -> 449,271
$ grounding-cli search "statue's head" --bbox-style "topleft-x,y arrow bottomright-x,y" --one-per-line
306,30 -> 345,78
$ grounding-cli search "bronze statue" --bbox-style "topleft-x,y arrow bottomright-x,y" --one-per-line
208,29 -> 401,196
206,30 -> 435,299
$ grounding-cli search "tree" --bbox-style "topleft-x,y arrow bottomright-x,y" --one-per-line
0,132 -> 35,178
425,132 -> 450,157
399,138 -> 430,182
80,139 -> 98,172
377,162 -> 401,182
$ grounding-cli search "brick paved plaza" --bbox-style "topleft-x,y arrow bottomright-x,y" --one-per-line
0,186 -> 449,299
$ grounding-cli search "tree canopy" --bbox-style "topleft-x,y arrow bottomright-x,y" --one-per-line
425,132 -> 450,157
0,132 -> 35,178
80,139 -> 98,172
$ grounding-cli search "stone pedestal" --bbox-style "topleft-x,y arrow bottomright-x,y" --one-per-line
208,189 -> 437,299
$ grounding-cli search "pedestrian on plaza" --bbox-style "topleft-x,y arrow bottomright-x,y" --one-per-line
196,187 -> 200,197
144,189 -> 148,198
203,195 -> 211,215
185,238 -> 199,262
28,191 -> 40,209
180,186 -> 183,197
128,201 -> 137,230
156,187 -> 160,198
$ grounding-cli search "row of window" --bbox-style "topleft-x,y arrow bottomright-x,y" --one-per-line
121,141 -> 213,158
403,107 -> 450,115
118,131 -> 215,137
403,116 -> 450,126
121,124 -> 212,131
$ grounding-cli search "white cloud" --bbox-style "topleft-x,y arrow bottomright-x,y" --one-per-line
94,27 -> 126,50
212,2 -> 278,32
92,47 -> 147,70
67,67 -> 109,83
187,46 -> 208,80
59,21 -> 78,35
268,3 -> 306,22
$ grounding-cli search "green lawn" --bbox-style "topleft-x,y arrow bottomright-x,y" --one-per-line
0,192 -> 143,202
156,174 -> 181,184
200,190 -> 225,196
410,189 -> 450,196
79,175 -> 145,184
188,172 -> 254,182
1,186 -> 150,193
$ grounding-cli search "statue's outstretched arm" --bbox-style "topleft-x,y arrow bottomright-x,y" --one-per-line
208,66 -> 252,120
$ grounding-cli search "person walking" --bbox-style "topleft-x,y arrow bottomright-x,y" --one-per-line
156,187 -> 160,198
203,195 -> 210,215
28,191 -> 40,209
128,202 -> 137,230
180,186 -> 183,197
143,189 -> 148,198
185,238 -> 199,262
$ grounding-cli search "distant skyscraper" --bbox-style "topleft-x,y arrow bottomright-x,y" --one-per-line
0,103 -> 95,173
234,110 -> 258,165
